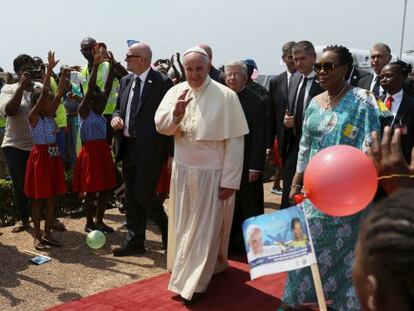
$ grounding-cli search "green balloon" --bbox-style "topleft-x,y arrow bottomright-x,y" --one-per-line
86,230 -> 106,249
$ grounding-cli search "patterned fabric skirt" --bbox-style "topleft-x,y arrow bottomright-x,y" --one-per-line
283,200 -> 370,310
24,144 -> 67,199
73,139 -> 116,192
156,160 -> 171,193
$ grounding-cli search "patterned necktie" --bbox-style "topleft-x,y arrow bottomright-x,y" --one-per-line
294,76 -> 308,135
128,76 -> 141,136
385,96 -> 393,111
372,76 -> 381,97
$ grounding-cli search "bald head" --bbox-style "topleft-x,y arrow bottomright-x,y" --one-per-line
197,44 -> 213,61
129,42 -> 152,61
80,37 -> 97,63
126,42 -> 153,74
80,37 -> 96,49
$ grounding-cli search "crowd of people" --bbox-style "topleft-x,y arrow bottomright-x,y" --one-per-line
0,37 -> 414,310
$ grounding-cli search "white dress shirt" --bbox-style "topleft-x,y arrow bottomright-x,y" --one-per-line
124,67 -> 150,137
294,71 -> 316,117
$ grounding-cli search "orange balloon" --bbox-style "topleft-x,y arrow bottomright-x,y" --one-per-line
304,145 -> 378,217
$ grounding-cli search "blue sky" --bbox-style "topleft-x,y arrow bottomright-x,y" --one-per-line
2,0 -> 413,74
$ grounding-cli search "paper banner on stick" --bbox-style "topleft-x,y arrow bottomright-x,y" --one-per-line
242,204 -> 317,280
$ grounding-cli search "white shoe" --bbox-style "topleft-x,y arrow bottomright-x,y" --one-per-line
271,188 -> 283,195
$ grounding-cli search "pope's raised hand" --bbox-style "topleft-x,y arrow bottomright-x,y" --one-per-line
173,89 -> 192,117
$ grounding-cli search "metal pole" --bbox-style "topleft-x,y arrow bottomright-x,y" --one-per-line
399,0 -> 408,58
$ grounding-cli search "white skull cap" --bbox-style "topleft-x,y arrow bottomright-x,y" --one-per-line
183,46 -> 209,57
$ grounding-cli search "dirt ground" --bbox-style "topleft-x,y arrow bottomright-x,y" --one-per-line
0,182 -> 281,311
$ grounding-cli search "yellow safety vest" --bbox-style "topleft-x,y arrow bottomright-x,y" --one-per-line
50,78 -> 67,128
79,62 -> 119,115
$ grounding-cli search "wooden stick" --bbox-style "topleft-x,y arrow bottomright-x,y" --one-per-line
22,250 -> 51,259
310,263 -> 327,311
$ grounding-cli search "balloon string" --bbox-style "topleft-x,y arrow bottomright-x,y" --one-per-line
378,174 -> 414,180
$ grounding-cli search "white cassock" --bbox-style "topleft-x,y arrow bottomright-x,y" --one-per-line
155,76 -> 249,300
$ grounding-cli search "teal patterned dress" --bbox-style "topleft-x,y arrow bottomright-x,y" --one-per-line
283,87 -> 382,310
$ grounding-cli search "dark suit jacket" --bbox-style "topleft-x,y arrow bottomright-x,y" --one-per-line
282,74 -> 324,162
267,71 -> 289,153
393,93 -> 414,164
358,72 -> 373,91
348,67 -> 370,87
238,88 -> 267,172
113,68 -> 173,169
209,66 -> 225,84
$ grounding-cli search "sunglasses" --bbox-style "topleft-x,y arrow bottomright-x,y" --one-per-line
125,54 -> 143,60
314,62 -> 344,73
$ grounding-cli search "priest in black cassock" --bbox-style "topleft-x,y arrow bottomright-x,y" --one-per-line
224,61 -> 267,252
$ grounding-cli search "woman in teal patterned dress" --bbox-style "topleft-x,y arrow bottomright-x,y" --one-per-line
284,46 -> 385,310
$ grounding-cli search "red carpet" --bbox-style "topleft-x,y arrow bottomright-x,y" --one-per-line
47,258 -> 286,311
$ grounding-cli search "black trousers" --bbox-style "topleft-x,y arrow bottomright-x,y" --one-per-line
230,171 -> 264,251
122,140 -> 168,248
3,146 -> 30,221
281,139 -> 300,209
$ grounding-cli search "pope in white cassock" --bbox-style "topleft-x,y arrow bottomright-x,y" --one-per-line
155,47 -> 249,305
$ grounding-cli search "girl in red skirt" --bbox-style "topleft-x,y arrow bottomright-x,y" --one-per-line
25,51 -> 67,250
72,48 -> 116,233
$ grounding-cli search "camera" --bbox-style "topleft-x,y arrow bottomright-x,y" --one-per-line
27,69 -> 43,80
93,42 -> 107,54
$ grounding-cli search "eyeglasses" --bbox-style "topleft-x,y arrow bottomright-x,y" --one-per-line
314,62 -> 344,73
225,72 -> 244,79
125,54 -> 143,60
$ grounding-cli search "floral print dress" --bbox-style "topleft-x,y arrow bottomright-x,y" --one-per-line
283,88 -> 382,310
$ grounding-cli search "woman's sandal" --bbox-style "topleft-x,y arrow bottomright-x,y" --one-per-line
12,223 -> 30,233
34,238 -> 49,251
42,236 -> 63,247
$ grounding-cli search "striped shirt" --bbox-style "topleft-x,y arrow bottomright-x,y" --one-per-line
0,83 -> 35,151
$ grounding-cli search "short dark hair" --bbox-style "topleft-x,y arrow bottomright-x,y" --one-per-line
357,189 -> 414,306
389,60 -> 413,79
282,41 -> 296,55
13,54 -> 34,73
292,41 -> 316,56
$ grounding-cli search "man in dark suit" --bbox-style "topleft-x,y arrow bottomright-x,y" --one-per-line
380,62 -> 414,164
347,65 -> 370,87
358,43 -> 392,97
281,41 -> 323,208
111,42 -> 172,256
267,42 -> 297,194
359,43 -> 414,97
224,61 -> 267,251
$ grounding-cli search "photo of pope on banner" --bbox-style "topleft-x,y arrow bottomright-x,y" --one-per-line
243,145 -> 379,311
